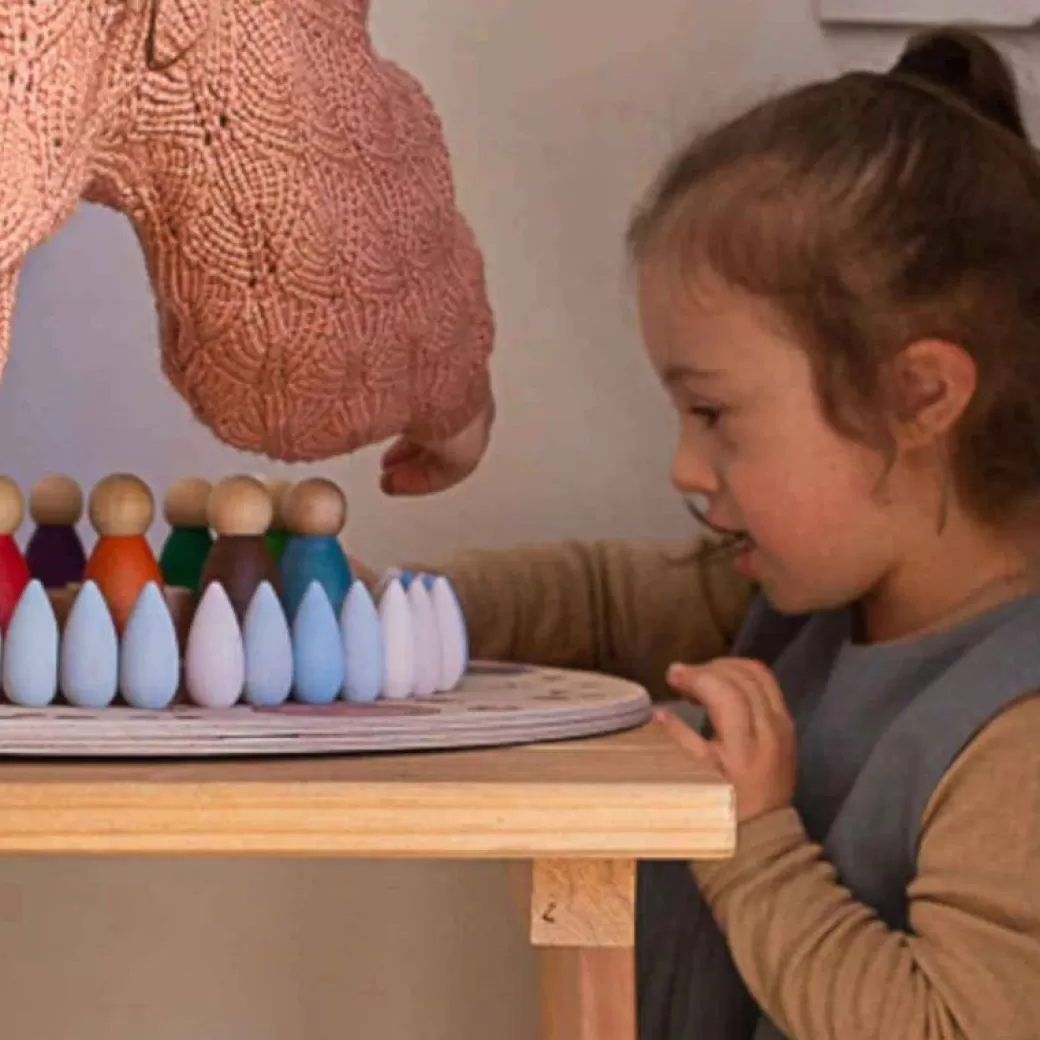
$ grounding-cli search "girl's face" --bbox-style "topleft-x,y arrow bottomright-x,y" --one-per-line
636,261 -> 909,615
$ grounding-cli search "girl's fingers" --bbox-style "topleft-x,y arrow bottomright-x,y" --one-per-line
709,659 -> 779,738
667,664 -> 754,752
653,708 -> 716,762
729,659 -> 790,720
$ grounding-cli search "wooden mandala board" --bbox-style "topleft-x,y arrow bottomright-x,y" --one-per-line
0,663 -> 653,758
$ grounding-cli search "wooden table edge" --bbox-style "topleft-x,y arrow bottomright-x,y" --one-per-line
0,777 -> 735,857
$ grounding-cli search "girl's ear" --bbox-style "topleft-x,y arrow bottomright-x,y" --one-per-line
888,338 -> 977,449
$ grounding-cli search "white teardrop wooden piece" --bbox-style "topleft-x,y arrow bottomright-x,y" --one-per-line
184,582 -> 244,708
431,576 -> 468,692
378,578 -> 414,700
407,579 -> 440,697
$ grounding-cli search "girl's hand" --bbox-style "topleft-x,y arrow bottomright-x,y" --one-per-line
657,659 -> 796,823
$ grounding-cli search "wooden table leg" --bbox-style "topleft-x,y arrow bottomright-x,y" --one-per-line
538,946 -> 635,1040
508,858 -> 636,1040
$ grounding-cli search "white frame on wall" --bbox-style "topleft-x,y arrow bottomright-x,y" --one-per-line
816,0 -> 1040,26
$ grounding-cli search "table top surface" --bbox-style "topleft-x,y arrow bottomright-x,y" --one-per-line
0,718 -> 734,860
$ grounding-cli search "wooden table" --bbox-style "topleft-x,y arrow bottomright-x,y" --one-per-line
0,717 -> 734,1039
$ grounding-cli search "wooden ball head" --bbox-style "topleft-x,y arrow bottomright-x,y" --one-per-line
207,475 -> 273,537
163,477 -> 212,529
88,474 -> 154,537
258,476 -> 292,529
283,478 -> 347,537
29,473 -> 83,527
0,476 -> 24,536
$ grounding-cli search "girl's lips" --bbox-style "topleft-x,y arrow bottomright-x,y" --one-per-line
733,540 -> 756,576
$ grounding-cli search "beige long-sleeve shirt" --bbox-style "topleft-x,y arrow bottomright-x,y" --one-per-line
417,537 -> 1040,1040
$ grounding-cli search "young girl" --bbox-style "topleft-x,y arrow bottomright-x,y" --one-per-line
380,26 -> 1040,1040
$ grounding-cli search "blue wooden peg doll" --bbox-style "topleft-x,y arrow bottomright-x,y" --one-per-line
278,477 -> 353,623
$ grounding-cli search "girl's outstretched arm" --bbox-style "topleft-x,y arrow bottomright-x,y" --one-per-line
406,538 -> 753,700
689,693 -> 1040,1040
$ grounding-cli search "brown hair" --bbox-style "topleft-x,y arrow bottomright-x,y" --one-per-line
628,27 -> 1040,525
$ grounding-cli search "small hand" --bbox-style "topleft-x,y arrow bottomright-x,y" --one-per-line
656,659 -> 796,823
380,398 -> 495,496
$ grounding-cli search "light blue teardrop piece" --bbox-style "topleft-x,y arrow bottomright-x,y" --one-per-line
291,581 -> 344,704
3,580 -> 59,707
120,582 -> 180,710
61,580 -> 118,708
242,581 -> 293,707
340,580 -> 384,704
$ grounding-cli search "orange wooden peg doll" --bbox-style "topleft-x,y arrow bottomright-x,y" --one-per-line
83,474 -> 164,633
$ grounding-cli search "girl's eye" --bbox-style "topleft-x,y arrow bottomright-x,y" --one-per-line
688,405 -> 723,429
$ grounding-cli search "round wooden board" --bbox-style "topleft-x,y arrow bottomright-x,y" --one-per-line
0,662 -> 652,757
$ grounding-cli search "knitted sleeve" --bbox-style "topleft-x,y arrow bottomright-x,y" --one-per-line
417,538 -> 754,700
1,2 -> 103,383
692,693 -> 1040,1040
3,1 -> 494,463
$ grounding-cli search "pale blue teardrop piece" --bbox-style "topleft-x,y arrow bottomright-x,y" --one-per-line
242,581 -> 293,707
120,582 -> 180,710
292,581 -> 344,704
3,580 -> 59,707
340,580 -> 384,704
61,580 -> 118,708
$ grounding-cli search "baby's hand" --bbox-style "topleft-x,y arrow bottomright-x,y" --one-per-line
380,398 -> 495,496
657,659 -> 795,824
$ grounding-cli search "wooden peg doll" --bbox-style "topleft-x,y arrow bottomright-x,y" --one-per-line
198,475 -> 282,621
279,477 -> 353,621
159,476 -> 214,592
24,473 -> 87,589
0,476 -> 31,631
83,473 -> 164,633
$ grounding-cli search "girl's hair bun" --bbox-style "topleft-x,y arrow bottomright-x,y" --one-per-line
890,27 -> 1027,138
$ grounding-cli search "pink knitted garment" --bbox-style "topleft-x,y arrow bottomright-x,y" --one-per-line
0,0 -> 493,461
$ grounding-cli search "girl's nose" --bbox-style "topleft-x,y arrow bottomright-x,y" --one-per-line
670,440 -> 719,498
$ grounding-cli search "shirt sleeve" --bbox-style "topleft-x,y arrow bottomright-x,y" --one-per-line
411,537 -> 753,700
690,693 -> 1040,1040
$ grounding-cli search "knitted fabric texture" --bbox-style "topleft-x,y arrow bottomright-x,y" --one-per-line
0,0 -> 494,461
